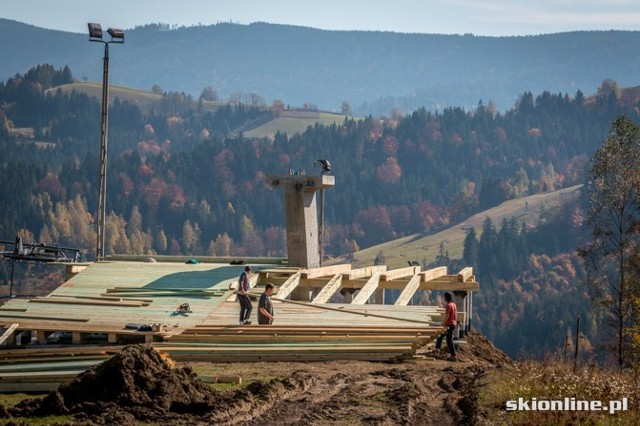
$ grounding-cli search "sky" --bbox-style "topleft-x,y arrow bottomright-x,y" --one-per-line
3,0 -> 640,36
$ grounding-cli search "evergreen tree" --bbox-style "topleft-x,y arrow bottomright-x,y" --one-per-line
463,227 -> 479,270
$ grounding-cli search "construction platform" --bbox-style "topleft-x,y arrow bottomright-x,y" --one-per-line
0,256 -> 478,391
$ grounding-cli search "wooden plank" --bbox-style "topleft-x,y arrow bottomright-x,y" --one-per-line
311,274 -> 343,304
273,272 -> 302,300
302,264 -> 351,279
0,359 -> 101,373
457,267 -> 473,282
381,266 -> 421,281
29,297 -> 148,307
421,266 -> 448,282
351,273 -> 381,305
0,314 -> 89,322
344,266 -> 387,280
198,375 -> 243,384
394,275 -> 422,306
0,324 -> 19,346
0,382 -> 61,392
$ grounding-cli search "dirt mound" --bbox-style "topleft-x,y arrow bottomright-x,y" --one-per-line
9,344 -> 316,425
423,331 -> 513,369
11,344 -> 218,424
463,332 -> 513,368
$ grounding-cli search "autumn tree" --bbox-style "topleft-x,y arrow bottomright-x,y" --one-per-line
270,99 -> 285,116
580,116 -> 640,369
212,233 -> 233,256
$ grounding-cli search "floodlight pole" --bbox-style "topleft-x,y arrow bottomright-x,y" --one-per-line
89,24 -> 123,261
96,41 -> 109,261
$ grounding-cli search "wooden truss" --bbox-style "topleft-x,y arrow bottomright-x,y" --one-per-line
257,264 -> 479,304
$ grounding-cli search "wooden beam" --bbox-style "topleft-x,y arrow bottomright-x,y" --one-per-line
381,266 -> 421,281
302,264 -> 351,279
395,275 -> 422,306
273,272 -> 302,300
268,297 -> 435,325
29,297 -> 149,307
344,265 -> 387,280
311,274 -> 343,304
351,273 -> 381,305
0,314 -> 89,323
457,267 -> 473,282
0,323 -> 19,346
421,266 -> 448,282
420,281 -> 480,291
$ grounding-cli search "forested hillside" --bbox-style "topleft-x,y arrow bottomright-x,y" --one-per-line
1,65 -> 637,260
2,19 -> 640,113
1,65 -> 638,356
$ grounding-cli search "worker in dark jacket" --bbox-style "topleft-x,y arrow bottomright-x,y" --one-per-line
237,266 -> 252,325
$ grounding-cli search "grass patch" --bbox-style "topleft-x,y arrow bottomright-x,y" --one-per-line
335,184 -> 583,269
479,359 -> 640,425
0,393 -> 78,426
244,111 -> 356,139
1,415 -> 80,426
0,393 -> 45,408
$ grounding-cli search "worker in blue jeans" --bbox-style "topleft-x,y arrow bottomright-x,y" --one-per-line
435,292 -> 457,361
237,266 -> 253,325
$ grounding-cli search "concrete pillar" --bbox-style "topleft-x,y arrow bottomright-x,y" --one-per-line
453,290 -> 468,338
266,174 -> 335,268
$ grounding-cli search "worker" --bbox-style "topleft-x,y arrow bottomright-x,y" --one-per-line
258,282 -> 276,325
237,266 -> 253,325
435,292 -> 457,361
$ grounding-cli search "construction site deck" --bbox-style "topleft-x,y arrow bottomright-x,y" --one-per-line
0,256 -> 478,392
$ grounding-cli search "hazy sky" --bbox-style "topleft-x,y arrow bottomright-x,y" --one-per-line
4,0 -> 639,36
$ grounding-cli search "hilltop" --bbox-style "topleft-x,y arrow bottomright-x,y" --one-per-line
2,19 -> 640,113
339,184 -> 583,269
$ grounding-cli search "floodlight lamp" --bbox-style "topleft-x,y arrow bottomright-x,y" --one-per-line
88,23 -> 103,41
107,27 -> 125,41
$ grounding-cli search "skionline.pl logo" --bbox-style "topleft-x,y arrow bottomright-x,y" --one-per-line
506,397 -> 628,414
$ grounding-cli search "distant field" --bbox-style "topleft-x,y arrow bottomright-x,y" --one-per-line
46,82 -> 161,108
330,184 -> 583,269
45,82 -> 219,113
243,110 -> 352,139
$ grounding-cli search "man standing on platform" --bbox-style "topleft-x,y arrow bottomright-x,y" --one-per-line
258,283 -> 276,325
435,292 -> 457,360
237,266 -> 253,325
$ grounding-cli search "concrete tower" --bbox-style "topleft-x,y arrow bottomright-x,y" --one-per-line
266,174 -> 335,268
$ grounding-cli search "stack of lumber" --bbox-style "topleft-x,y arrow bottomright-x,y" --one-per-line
0,346 -> 120,392
154,324 -> 443,362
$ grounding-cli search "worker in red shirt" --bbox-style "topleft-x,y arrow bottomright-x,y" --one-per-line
435,292 -> 457,360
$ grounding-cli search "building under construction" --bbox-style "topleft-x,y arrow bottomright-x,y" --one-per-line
0,173 -> 479,391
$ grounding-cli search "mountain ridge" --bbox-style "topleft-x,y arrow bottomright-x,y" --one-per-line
3,19 -> 640,114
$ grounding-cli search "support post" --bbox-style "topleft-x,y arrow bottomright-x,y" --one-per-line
266,175 -> 334,268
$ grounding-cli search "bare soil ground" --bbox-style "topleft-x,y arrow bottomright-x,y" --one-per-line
0,332 -> 512,425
